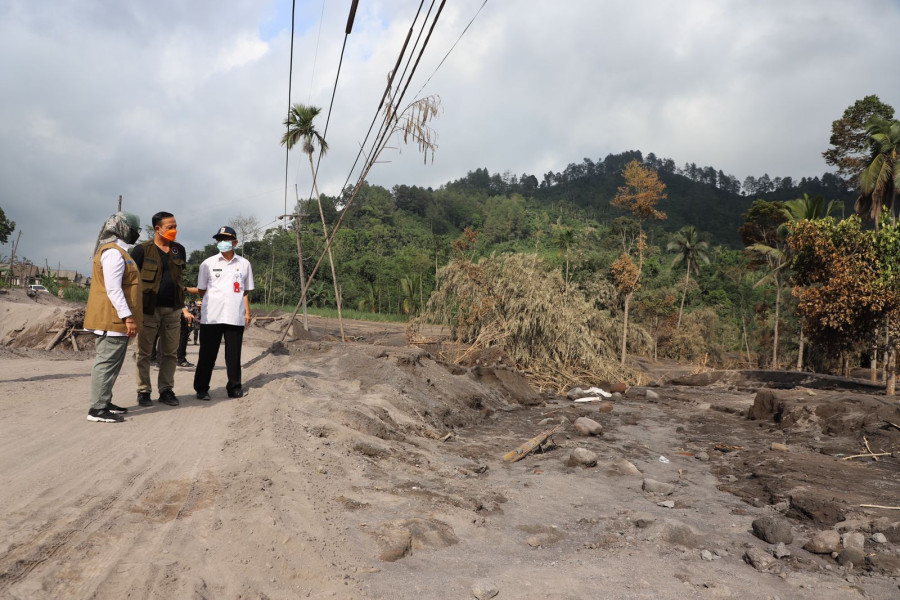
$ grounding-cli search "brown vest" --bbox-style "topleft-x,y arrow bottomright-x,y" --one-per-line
138,240 -> 186,313
84,243 -> 143,333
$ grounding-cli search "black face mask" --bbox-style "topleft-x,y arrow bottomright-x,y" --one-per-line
124,226 -> 140,245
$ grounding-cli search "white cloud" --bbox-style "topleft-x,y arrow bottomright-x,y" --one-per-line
2,0 -> 900,273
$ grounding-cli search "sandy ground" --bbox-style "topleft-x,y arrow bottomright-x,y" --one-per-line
1,291 -> 900,599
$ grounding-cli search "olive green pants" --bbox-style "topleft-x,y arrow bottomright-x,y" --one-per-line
135,306 -> 181,394
90,334 -> 130,410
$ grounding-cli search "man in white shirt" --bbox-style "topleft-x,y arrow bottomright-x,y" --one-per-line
193,226 -> 254,400
83,212 -> 142,422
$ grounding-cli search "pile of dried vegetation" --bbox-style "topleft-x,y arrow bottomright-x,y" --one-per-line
412,253 -> 649,391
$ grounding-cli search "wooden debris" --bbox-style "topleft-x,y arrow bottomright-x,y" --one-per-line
864,437 -> 879,462
714,443 -> 745,453
502,424 -> 561,463
860,504 -> 900,510
45,328 -> 68,351
887,421 -> 900,431
842,452 -> 891,460
440,432 -> 453,442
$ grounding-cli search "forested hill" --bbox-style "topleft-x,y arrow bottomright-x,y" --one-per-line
434,150 -> 855,248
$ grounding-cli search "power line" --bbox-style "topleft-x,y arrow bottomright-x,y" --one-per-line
282,0 -> 298,227
414,0 -> 489,98
338,1 -> 429,195
307,0 -> 327,104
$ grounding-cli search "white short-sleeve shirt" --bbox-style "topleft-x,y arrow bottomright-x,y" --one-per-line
197,253 -> 254,326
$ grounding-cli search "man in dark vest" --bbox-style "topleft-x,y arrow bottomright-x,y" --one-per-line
131,211 -> 197,407
84,212 -> 142,422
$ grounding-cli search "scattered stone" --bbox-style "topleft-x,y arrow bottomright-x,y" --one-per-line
566,387 -> 585,400
316,465 -> 328,474
527,536 -> 542,548
694,451 -> 709,462
837,546 -> 865,567
872,533 -> 888,544
842,531 -> 865,550
657,500 -> 675,508
773,542 -> 791,559
744,547 -> 778,573
700,549 -> 714,561
538,417 -> 554,426
772,500 -> 790,514
604,458 -> 642,477
866,553 -> 900,577
645,389 -> 659,400
752,517 -> 793,545
770,442 -> 788,452
372,518 -> 458,562
573,417 -> 603,436
567,447 -> 598,468
803,530 -> 841,554
598,401 -> 614,414
632,513 -> 656,529
658,521 -> 703,548
642,479 -> 675,496
472,580 -> 499,600
610,392 -> 624,401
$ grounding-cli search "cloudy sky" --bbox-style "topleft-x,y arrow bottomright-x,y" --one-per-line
2,0 -> 899,274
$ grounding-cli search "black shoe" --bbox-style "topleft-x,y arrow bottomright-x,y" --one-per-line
87,408 -> 124,423
177,359 -> 194,368
106,402 -> 128,414
196,391 -> 211,401
158,390 -> 180,406
227,388 -> 244,398
137,392 -> 153,406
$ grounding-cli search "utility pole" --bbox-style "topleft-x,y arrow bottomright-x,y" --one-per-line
118,195 -> 122,212
8,230 -> 21,286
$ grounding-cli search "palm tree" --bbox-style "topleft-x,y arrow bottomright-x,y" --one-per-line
281,103 -> 345,340
857,117 -> 900,230
667,226 -> 710,329
778,194 -> 839,371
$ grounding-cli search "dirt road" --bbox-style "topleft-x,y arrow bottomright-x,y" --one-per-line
1,311 -> 899,599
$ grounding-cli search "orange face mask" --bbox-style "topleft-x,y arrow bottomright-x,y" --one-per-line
161,228 -> 177,242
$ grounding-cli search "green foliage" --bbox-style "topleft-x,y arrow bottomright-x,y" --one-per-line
0,206 -> 15,245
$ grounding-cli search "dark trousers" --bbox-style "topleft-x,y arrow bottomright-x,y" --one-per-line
193,323 -> 244,394
177,315 -> 190,361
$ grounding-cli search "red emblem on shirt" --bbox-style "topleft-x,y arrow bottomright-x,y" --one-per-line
234,282 -> 240,293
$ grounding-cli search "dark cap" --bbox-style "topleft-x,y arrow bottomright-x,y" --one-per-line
213,225 -> 237,240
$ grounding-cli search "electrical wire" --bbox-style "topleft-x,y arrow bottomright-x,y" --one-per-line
414,0 -> 488,98
282,0 -> 298,226
307,0 -> 327,104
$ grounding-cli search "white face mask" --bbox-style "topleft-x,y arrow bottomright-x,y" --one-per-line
217,240 -> 235,253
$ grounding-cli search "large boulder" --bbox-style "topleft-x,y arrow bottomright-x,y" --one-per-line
751,517 -> 793,545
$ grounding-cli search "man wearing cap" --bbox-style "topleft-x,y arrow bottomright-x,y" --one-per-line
84,211 -> 142,423
131,211 -> 198,407
194,226 -> 254,400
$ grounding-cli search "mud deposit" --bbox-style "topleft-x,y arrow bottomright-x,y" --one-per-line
1,296 -> 899,599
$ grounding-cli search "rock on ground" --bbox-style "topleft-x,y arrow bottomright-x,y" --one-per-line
573,416 -> 602,436
803,530 -> 841,554
751,516 -> 793,545
567,447 -> 598,468
472,579 -> 499,599
642,478 -> 675,496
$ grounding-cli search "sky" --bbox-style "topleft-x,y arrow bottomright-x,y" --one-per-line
2,0 -> 900,274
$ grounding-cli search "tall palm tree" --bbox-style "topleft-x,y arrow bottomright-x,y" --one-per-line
857,117 -> 900,230
280,103 -> 345,340
552,225 -> 576,289
667,226 -> 710,329
778,194 -> 839,371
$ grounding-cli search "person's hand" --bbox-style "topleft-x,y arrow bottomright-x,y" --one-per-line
245,313 -> 252,325
124,317 -> 137,337
183,308 -> 193,325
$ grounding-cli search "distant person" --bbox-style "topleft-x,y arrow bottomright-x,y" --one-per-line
176,298 -> 196,367
193,226 -> 254,400
131,211 -> 197,407
190,300 -> 201,344
83,212 -> 142,423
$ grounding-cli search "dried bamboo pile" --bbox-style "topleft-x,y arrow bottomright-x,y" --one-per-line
413,253 -> 649,391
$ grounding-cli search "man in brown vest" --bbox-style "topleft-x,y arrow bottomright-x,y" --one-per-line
131,211 -> 197,407
84,212 -> 143,422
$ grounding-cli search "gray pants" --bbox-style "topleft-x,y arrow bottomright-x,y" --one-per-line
90,334 -> 130,410
136,306 -> 181,394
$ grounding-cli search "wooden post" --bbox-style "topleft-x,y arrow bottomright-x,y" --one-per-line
118,195 -> 122,212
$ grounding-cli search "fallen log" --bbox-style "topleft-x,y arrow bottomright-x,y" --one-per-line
860,504 -> 900,510
842,452 -> 892,460
502,424 -> 561,463
45,327 -> 68,351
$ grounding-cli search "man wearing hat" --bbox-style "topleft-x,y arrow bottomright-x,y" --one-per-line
193,226 -> 254,400
84,211 -> 142,422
